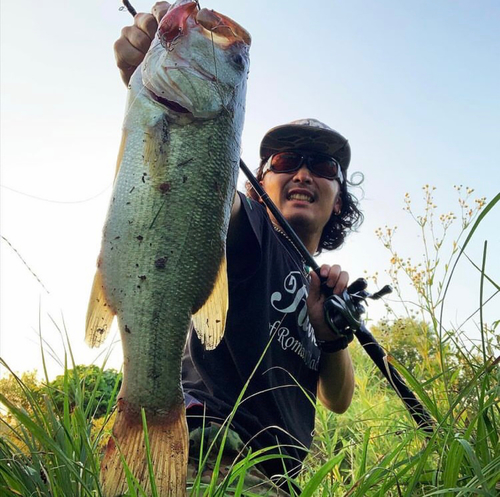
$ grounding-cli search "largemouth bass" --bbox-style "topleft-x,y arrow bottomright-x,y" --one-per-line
85,1 -> 250,495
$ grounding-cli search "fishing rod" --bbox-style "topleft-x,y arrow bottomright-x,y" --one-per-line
240,159 -> 434,433
121,0 -> 137,16
120,0 -> 433,433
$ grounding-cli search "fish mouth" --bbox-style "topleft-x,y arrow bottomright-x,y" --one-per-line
148,89 -> 191,114
143,0 -> 250,118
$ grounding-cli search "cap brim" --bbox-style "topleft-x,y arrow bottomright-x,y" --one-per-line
260,123 -> 351,170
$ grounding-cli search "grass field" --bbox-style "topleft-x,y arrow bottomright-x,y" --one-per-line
1,188 -> 498,496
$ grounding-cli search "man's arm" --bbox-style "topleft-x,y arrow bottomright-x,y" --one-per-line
307,267 -> 355,413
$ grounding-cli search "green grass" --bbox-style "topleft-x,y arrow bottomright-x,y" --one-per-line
1,187 -> 498,496
2,335 -> 497,496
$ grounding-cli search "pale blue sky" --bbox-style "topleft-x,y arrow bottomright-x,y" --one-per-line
1,0 -> 499,378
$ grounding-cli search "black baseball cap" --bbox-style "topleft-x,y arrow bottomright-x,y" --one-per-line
259,118 -> 351,171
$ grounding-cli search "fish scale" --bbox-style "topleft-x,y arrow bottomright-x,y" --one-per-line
85,1 -> 250,495
106,118 -> 238,410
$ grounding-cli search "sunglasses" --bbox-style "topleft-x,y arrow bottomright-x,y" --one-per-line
262,151 -> 344,183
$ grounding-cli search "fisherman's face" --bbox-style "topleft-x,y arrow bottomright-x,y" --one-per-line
260,157 -> 341,239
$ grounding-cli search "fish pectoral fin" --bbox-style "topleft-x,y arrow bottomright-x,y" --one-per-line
192,257 -> 228,350
85,269 -> 115,348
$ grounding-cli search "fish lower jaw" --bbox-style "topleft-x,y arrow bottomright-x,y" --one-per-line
145,87 -> 222,121
147,88 -> 192,115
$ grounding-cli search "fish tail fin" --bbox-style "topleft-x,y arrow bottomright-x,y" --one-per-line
100,401 -> 188,497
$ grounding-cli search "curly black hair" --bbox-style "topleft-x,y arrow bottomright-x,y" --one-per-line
245,159 -> 364,254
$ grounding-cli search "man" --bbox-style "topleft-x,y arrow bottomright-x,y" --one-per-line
114,2 -> 363,491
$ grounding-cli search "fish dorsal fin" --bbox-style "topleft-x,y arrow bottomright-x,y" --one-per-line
85,269 -> 115,348
192,257 -> 228,350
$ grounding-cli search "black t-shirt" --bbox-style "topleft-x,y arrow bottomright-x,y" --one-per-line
182,192 -> 321,478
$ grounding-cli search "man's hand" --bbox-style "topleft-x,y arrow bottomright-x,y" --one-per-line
114,2 -> 171,86
307,264 -> 349,342
308,264 -> 355,413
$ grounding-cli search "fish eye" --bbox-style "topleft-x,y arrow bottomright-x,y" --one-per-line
231,53 -> 245,68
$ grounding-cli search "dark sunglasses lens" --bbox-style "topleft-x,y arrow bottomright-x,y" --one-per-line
270,152 -> 302,172
310,157 -> 339,179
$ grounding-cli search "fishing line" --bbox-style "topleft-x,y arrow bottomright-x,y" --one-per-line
1,235 -> 50,294
210,32 -> 220,85
122,0 -> 230,116
0,183 -> 112,204
120,0 -> 137,16
209,31 -> 232,116
123,39 -> 186,124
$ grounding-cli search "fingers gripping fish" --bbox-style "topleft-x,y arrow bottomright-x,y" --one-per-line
85,2 -> 251,495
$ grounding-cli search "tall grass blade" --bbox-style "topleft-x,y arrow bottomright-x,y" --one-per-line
299,452 -> 343,496
439,192 -> 500,329
141,408 -> 159,497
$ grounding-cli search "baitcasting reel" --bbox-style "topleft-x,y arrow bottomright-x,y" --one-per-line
317,279 -> 393,352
